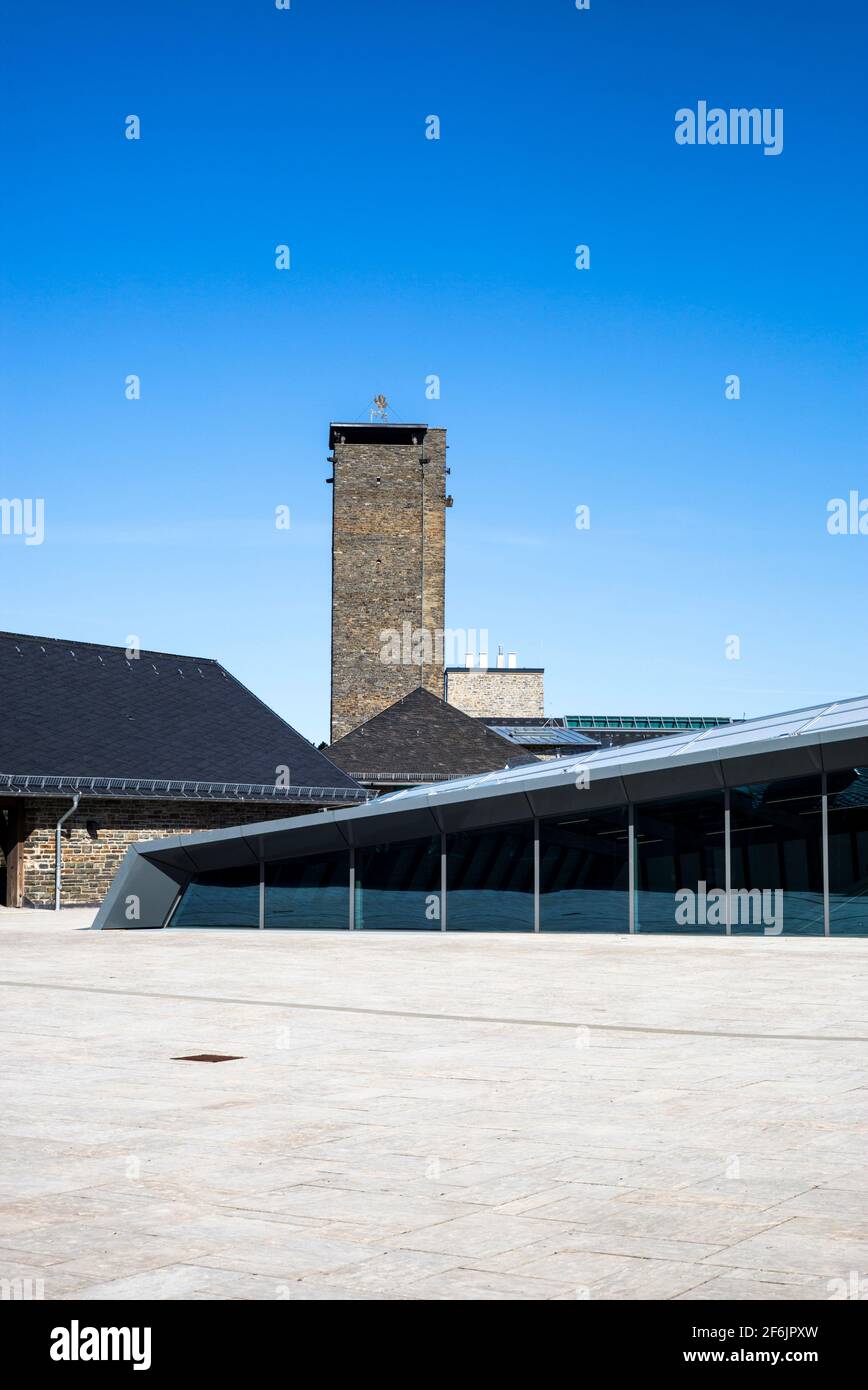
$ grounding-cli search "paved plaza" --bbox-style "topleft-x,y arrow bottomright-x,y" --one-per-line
1,911 -> 866,1301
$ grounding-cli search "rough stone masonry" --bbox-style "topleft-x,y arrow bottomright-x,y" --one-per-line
329,422 -> 448,742
20,799 -> 308,907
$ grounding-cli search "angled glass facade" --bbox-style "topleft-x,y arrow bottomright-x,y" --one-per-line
171,864 -> 260,928
729,778 -> 824,936
265,850 -> 349,929
539,808 -> 629,932
164,770 -> 868,936
109,697 -> 867,939
827,767 -> 868,936
446,824 -> 534,931
354,836 -> 441,930
635,793 -> 726,934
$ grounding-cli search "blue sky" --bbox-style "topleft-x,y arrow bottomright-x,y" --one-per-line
1,0 -> 866,744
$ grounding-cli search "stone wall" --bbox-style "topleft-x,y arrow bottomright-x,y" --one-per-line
20,799 -> 315,907
330,426 -> 447,742
445,669 -> 545,720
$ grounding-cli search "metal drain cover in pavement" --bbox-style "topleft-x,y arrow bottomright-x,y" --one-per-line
172,1054 -> 243,1063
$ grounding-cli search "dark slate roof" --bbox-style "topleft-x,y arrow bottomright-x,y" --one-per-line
326,686 -> 540,783
0,630 -> 363,801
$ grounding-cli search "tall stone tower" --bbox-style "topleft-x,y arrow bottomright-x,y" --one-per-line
329,420 -> 449,743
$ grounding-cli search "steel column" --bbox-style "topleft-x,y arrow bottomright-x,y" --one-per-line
628,804 -> 636,933
348,847 -> 355,930
724,788 -> 732,936
822,772 -> 830,937
440,832 -> 447,931
533,818 -> 540,932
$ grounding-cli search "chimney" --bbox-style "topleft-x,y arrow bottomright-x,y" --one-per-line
479,650 -> 488,669
496,645 -> 505,669
464,653 -> 473,669
508,652 -> 517,668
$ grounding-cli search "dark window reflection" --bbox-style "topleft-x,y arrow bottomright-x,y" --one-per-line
171,864 -> 260,928
446,824 -> 534,931
265,851 -> 349,929
355,836 -> 441,930
539,808 -> 629,932
827,767 -> 868,936
635,794 -> 725,934
730,777 -> 823,936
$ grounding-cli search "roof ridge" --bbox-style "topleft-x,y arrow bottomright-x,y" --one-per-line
0,629 -> 219,665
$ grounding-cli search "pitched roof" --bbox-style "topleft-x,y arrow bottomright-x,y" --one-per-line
326,686 -> 540,783
0,630 -> 363,802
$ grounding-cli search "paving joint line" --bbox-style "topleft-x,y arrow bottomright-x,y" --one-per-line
1,979 -> 865,1043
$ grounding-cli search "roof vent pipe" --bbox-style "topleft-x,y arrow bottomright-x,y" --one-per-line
55,792 -> 81,911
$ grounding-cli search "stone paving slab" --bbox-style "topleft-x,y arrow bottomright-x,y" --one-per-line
0,910 -> 866,1301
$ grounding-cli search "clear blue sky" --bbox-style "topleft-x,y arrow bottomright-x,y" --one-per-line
2,0 -> 866,745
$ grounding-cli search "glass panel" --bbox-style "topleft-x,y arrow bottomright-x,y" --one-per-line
446,823 -> 534,931
355,836 -> 441,930
540,807 -> 629,932
171,864 -> 260,928
730,777 -> 823,936
265,850 -> 349,929
827,767 -> 868,936
635,793 -> 725,934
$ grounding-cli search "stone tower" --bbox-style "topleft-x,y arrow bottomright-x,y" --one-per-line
329,421 -> 449,743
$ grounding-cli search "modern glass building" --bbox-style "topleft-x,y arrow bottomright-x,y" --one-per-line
94,696 -> 868,937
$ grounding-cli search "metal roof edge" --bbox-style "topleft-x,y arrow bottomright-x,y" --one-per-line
125,706 -> 868,863
133,807 -> 346,857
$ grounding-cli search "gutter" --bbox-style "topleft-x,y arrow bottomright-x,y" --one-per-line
55,792 -> 80,911
0,772 -> 369,805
